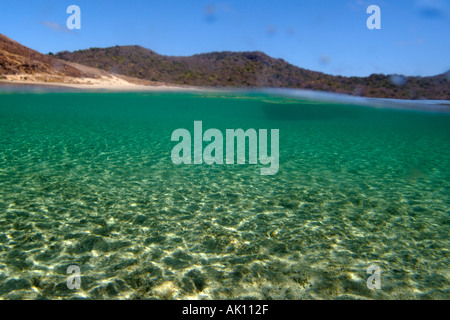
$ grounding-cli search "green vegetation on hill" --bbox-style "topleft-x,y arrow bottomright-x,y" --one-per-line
55,46 -> 449,100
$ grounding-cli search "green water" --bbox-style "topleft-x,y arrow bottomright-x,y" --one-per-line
0,91 -> 449,299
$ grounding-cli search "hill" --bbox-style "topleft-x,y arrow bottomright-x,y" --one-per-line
54,45 -> 449,99
0,33 -> 153,87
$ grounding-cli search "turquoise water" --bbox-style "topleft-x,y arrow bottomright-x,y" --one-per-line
0,91 -> 449,299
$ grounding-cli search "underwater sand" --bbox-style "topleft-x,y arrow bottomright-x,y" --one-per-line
0,91 -> 448,299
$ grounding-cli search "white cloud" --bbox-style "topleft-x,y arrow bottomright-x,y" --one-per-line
40,21 -> 77,34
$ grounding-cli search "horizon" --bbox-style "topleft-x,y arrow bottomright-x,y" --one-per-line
1,0 -> 449,78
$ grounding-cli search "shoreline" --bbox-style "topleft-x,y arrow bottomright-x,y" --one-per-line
1,79 -> 449,112
0,78 -> 213,92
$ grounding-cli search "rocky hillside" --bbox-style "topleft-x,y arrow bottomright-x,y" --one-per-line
1,32 -> 448,99
0,33 -> 96,79
55,45 -> 450,99
0,33 -> 154,86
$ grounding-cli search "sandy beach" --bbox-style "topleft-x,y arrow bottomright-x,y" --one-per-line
0,74 -> 208,92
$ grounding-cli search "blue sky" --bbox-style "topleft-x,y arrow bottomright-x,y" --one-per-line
1,0 -> 449,77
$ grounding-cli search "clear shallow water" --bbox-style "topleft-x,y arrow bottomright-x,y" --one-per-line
0,91 -> 449,299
